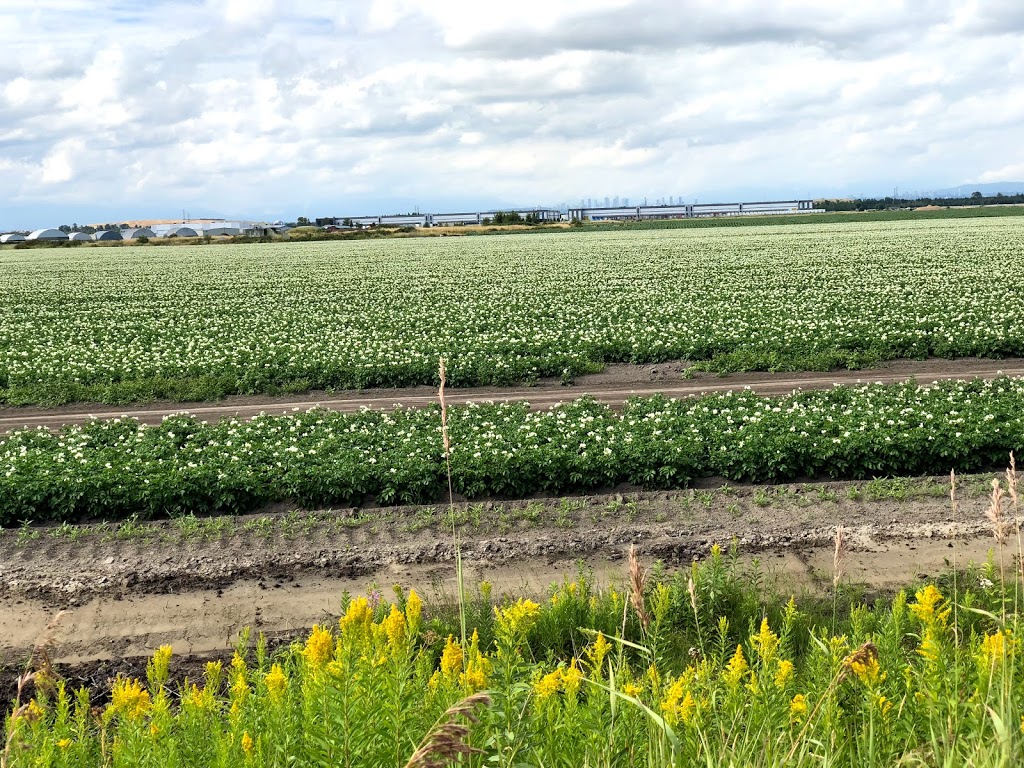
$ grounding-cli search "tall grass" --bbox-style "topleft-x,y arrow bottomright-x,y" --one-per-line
3,532 -> 1023,767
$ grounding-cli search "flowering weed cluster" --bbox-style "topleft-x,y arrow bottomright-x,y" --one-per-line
5,548 -> 1024,766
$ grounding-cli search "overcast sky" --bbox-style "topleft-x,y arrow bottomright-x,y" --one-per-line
2,0 -> 1024,228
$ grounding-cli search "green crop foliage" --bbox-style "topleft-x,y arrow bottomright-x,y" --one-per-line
3,217 -> 1024,405
1,376 -> 1023,526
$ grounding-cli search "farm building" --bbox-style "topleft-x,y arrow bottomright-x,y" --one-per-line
0,233 -> 26,243
27,229 -> 68,241
121,228 -> 156,240
93,230 -> 123,241
160,226 -> 199,238
67,232 -> 92,241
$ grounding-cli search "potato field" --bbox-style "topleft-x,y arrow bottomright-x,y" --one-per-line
2,217 -> 1024,405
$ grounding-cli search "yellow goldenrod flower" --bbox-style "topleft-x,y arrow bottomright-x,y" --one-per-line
661,677 -> 696,725
978,629 -> 1013,667
585,632 -> 610,674
303,625 -> 334,671
460,656 -> 490,691
147,645 -> 173,688
775,659 -> 795,688
875,694 -> 893,718
231,652 -> 247,678
479,581 -> 492,602
57,738 -> 72,749
264,664 -> 287,704
623,683 -> 642,698
850,656 -> 884,686
723,645 -> 749,689
494,599 -> 541,643
405,589 -> 423,637
751,618 -> 780,663
241,731 -> 254,757
340,597 -> 373,636
917,628 -> 941,663
440,636 -> 464,680
789,693 -> 808,721
382,604 -> 406,648
562,660 -> 582,699
534,669 -> 562,700
910,585 -> 950,627
108,678 -> 151,721
205,661 -> 223,691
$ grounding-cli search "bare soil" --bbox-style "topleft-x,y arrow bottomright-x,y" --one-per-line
2,357 -> 1023,433
1,476 -> 1008,684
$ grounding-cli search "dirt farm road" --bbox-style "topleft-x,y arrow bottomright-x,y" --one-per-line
2,357 -> 1024,433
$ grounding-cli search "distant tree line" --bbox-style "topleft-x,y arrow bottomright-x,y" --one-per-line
820,191 -> 1024,211
482,211 -> 543,225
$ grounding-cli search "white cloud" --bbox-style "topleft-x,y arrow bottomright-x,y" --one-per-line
2,0 -> 1024,229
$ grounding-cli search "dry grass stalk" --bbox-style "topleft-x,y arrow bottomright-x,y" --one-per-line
986,478 -> 1009,546
687,575 -> 698,614
1007,453 -> 1023,585
403,692 -> 491,768
629,544 -> 650,631
438,358 -> 451,459
832,526 -> 847,590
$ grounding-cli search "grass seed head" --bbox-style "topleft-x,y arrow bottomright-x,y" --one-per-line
629,544 -> 650,631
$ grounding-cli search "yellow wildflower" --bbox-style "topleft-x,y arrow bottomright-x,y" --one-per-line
751,618 -> 780,663
850,656 -> 884,686
561,660 -> 583,699
661,677 -> 696,725
495,599 -> 541,643
405,589 -> 423,637
918,628 -> 941,663
460,657 -> 490,691
264,664 -> 287,704
241,731 -> 254,757
440,636 -> 464,679
231,652 -> 246,678
479,581 -> 492,602
585,632 -> 610,674
789,693 -> 808,721
303,625 -> 334,670
340,597 -> 373,636
382,604 -> 407,648
57,738 -> 72,749
910,585 -> 950,627
979,629 -> 1012,667
623,682 -> 641,698
205,660 -> 223,691
723,645 -> 749,688
875,694 -> 893,718
108,678 -> 151,721
534,669 -> 562,700
25,700 -> 44,722
775,659 -> 795,688
148,645 -> 173,688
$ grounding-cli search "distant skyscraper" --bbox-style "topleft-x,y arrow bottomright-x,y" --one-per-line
604,196 -> 610,207
669,196 -> 674,205
613,196 -> 619,207
623,198 -> 629,206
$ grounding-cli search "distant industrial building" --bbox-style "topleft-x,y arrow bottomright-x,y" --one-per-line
67,232 -> 92,242
93,230 -> 123,241
318,209 -> 562,228
0,233 -> 26,243
159,226 -> 199,238
567,200 -> 821,221
27,228 -> 67,241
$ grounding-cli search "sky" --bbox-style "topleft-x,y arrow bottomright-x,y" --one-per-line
2,0 -> 1024,229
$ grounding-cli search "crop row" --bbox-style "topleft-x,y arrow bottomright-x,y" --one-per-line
2,217 -> 1024,405
1,377 -> 1022,525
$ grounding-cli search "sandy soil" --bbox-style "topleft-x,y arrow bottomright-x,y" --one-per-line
1,476 -> 1009,688
2,357 -> 1023,433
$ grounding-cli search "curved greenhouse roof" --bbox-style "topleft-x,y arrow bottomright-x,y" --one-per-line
27,229 -> 68,241
0,233 -> 26,243
93,230 -> 123,241
121,227 -> 156,239
161,226 -> 199,238
67,232 -> 92,241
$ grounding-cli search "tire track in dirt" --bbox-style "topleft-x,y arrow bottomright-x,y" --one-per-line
3,359 -> 1024,433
